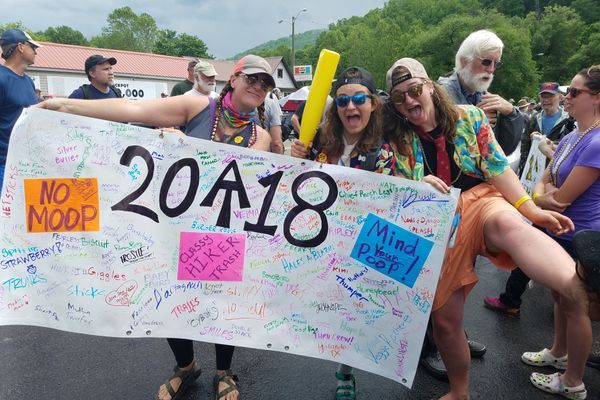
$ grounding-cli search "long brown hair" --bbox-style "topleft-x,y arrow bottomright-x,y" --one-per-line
219,77 -> 266,128
319,70 -> 383,157
383,66 -> 459,156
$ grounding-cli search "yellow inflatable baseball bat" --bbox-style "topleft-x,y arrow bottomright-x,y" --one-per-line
299,49 -> 340,145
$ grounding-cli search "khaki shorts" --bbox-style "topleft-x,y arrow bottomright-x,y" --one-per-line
433,183 -> 519,311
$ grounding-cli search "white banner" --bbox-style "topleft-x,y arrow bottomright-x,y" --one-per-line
520,135 -> 546,195
0,108 -> 458,388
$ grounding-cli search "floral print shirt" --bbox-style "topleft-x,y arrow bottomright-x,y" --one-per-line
382,105 -> 509,181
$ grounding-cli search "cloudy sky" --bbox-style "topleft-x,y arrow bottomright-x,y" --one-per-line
5,0 -> 387,58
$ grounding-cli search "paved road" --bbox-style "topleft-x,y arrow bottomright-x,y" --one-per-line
1,257 -> 599,399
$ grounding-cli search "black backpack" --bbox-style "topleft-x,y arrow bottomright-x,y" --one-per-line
81,84 -> 122,99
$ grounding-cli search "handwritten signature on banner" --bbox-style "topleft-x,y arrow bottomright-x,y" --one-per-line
0,109 -> 459,388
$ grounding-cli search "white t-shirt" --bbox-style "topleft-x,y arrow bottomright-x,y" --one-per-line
184,89 -> 219,99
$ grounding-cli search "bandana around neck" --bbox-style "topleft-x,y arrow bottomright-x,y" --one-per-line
221,91 -> 256,128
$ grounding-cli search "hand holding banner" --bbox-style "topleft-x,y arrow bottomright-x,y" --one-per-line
298,49 -> 340,145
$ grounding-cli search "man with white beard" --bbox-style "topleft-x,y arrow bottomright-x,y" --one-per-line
420,29 -> 525,381
437,29 -> 524,156
184,60 -> 219,99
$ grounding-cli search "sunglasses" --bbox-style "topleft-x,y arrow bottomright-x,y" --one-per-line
241,74 -> 273,92
565,86 -> 599,98
478,57 -> 502,69
334,93 -> 372,108
391,82 -> 425,105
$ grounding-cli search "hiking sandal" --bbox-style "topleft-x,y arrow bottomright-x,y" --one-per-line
158,362 -> 202,400
213,369 -> 239,400
335,371 -> 356,400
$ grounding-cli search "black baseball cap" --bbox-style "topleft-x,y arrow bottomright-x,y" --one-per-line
85,54 -> 117,74
333,67 -> 377,94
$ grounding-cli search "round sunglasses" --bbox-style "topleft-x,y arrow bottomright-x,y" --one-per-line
478,57 -> 502,69
240,73 -> 273,92
391,82 -> 425,105
565,86 -> 599,98
334,93 -> 373,108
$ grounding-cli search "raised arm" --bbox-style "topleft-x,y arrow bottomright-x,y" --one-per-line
36,95 -> 208,130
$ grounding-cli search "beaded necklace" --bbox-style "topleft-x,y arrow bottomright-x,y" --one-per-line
417,136 -> 463,185
549,119 -> 600,185
210,100 -> 257,147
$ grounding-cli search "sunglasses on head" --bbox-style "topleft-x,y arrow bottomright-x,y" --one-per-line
565,86 -> 598,98
478,57 -> 502,69
334,93 -> 372,108
391,82 -> 426,105
241,74 -> 273,92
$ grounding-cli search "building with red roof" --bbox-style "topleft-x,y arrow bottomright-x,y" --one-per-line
13,42 -> 298,99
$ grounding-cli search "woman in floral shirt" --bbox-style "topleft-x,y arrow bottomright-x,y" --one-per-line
381,58 -> 594,400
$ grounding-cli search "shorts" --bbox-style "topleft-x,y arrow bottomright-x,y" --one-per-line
432,183 -> 519,311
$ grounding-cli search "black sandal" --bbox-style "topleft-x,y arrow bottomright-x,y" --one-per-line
158,362 -> 202,400
213,369 -> 239,400
573,230 -> 600,296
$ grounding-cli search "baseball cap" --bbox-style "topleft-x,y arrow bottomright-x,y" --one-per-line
233,55 -> 275,88
517,98 -> 529,108
194,60 -> 218,77
333,67 -> 377,94
539,82 -> 560,95
386,58 -> 430,91
0,29 -> 42,48
85,55 -> 117,74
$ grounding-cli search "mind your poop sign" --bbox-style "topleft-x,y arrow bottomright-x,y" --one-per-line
0,108 -> 458,388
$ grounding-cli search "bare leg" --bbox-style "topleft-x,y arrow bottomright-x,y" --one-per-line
484,212 -> 591,387
549,290 -> 567,357
432,289 -> 470,400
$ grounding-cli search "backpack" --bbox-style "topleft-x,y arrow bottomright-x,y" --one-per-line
81,84 -> 122,99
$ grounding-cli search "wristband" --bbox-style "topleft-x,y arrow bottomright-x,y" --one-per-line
514,195 -> 532,210
532,193 -> 541,201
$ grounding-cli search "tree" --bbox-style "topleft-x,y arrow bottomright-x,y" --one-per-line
90,6 -> 158,53
40,26 -> 88,46
526,5 -> 584,83
153,30 -> 211,58
566,22 -> 600,73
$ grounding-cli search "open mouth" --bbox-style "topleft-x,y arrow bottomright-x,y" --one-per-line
345,114 -> 362,128
406,105 -> 422,120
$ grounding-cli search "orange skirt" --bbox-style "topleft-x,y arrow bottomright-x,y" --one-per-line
432,183 -> 519,311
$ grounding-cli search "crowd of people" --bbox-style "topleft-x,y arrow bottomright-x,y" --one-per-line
2,26 -> 600,400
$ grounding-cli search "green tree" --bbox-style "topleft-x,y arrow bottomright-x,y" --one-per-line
90,6 -> 158,52
566,22 -> 600,74
526,5 -> 584,83
570,0 -> 600,24
40,26 -> 88,46
153,29 -> 212,58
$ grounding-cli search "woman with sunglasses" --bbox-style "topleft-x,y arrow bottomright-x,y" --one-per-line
290,66 -> 394,400
521,65 -> 600,398
381,58 -> 596,400
39,54 -> 275,400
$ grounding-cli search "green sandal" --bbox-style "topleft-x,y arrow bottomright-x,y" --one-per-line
213,369 -> 239,400
158,362 -> 202,400
335,371 -> 356,400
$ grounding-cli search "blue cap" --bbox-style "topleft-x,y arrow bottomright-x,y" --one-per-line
0,29 -> 42,47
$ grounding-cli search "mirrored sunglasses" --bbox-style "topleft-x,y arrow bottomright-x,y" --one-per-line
391,82 -> 425,105
242,74 -> 273,91
565,86 -> 598,98
478,57 -> 502,69
334,93 -> 372,108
